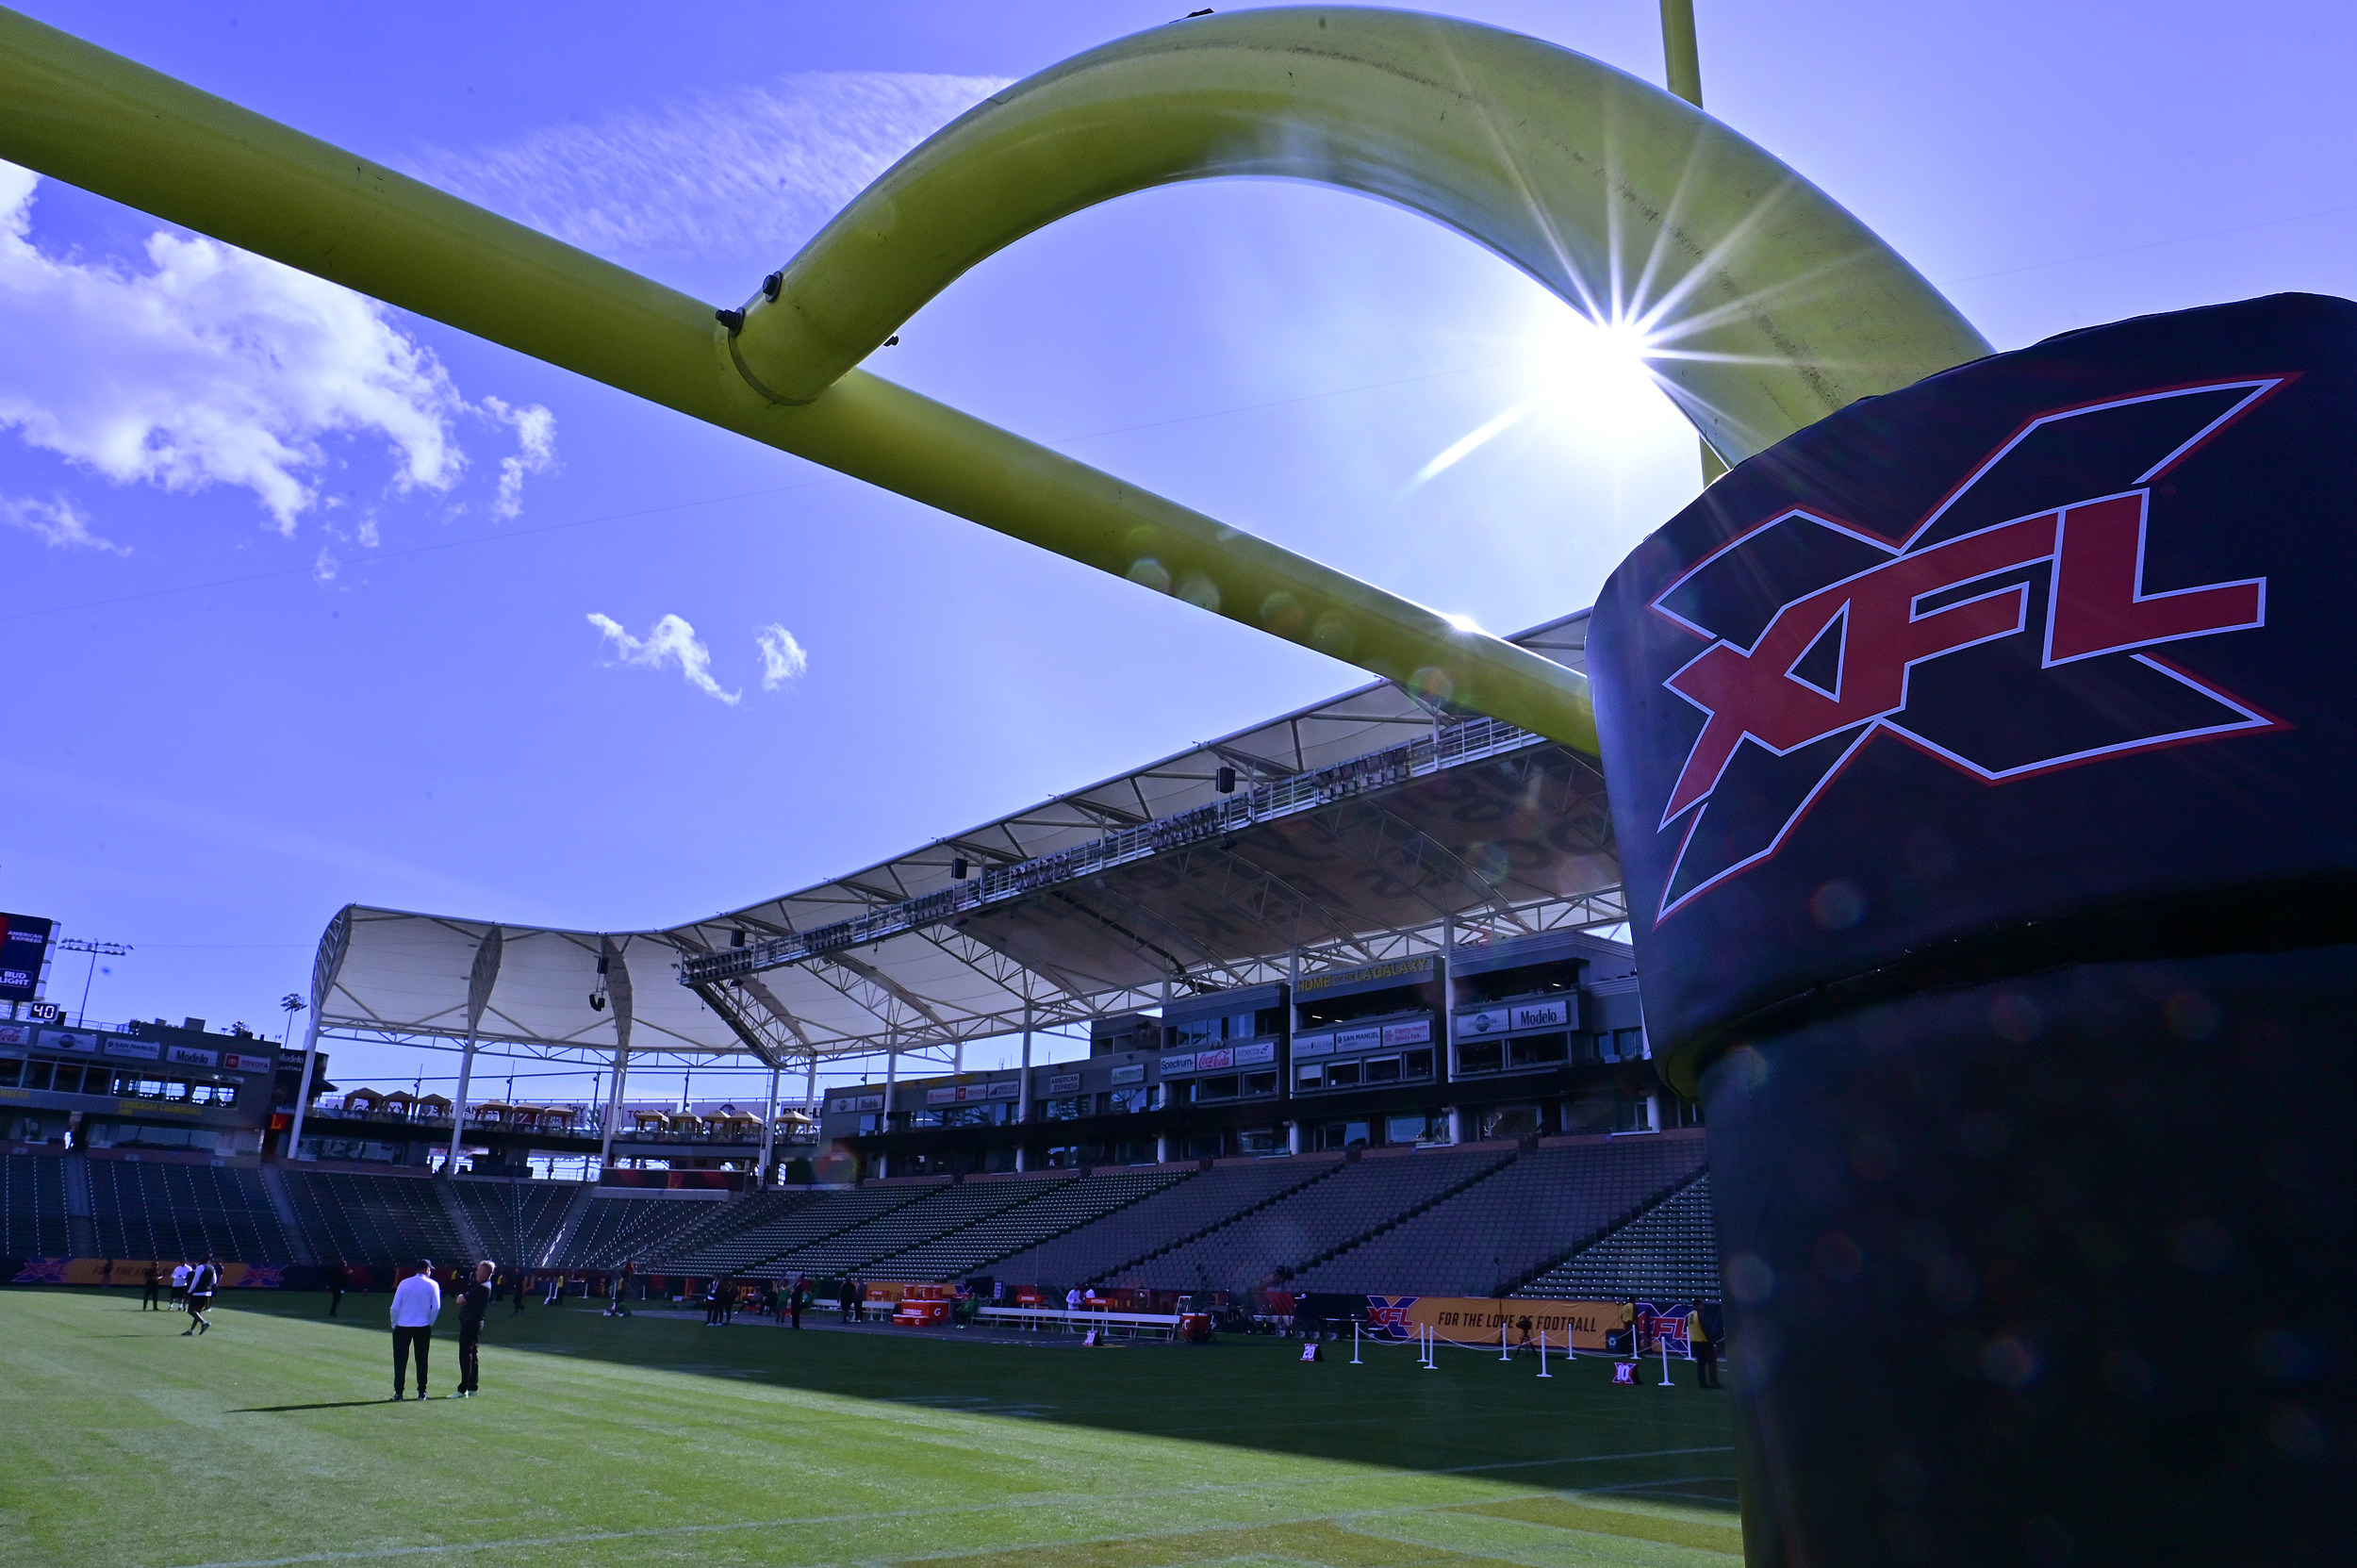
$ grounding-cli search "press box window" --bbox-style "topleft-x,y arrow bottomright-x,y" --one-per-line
1387,1111 -> 1448,1146
1509,1033 -> 1569,1068
1313,1120 -> 1372,1151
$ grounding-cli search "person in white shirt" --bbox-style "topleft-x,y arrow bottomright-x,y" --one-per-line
170,1262 -> 190,1306
388,1260 -> 442,1401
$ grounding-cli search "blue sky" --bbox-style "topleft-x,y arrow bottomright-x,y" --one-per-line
6,0 -> 2354,1105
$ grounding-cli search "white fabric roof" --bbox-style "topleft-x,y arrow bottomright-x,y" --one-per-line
310,611 -> 1619,1065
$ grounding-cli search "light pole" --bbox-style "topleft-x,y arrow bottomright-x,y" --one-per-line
279,992 -> 305,1044
57,938 -> 131,1027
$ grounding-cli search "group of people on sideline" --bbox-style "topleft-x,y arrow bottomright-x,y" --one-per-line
699,1274 -> 821,1327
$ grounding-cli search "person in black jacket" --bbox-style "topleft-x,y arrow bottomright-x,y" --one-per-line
182,1255 -> 221,1336
453,1260 -> 494,1397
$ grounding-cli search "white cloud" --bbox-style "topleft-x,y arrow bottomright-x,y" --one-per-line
755,623 -> 809,688
587,612 -> 740,704
0,162 -> 472,535
410,72 -> 1007,268
480,395 -> 557,520
1,491 -> 124,553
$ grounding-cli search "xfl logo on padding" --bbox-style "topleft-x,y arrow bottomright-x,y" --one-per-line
1647,379 -> 2286,917
1365,1296 -> 1421,1340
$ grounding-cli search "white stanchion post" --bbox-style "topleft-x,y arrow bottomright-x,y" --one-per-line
1424,1324 -> 1437,1369
1352,1319 -> 1361,1365
1659,1334 -> 1676,1388
1499,1322 -> 1510,1362
1537,1328 -> 1551,1378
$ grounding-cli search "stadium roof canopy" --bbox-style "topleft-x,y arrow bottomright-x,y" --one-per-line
310,611 -> 1625,1072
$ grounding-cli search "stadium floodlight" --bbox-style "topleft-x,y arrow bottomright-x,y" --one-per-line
56,937 -> 131,1028
0,6 -> 1985,756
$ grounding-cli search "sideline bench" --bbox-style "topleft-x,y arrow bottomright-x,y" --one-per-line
978,1306 -> 1181,1342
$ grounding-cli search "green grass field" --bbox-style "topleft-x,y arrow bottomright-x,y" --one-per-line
0,1288 -> 1739,1568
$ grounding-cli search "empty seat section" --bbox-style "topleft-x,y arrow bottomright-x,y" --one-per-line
662,1186 -> 921,1275
450,1180 -> 585,1268
756,1179 -> 1072,1279
1115,1148 -> 1508,1293
1517,1174 -> 1720,1302
1,1152 -> 70,1255
1294,1135 -> 1709,1296
88,1161 -> 290,1263
554,1194 -> 759,1269
634,1189 -> 830,1271
279,1170 -> 465,1263
866,1171 -> 1185,1281
992,1162 -> 1322,1287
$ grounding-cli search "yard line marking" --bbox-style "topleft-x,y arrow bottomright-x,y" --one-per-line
162,1447 -> 1735,1568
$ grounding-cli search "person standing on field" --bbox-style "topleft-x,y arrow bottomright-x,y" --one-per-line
182,1256 -> 220,1336
170,1261 -> 190,1307
142,1264 -> 162,1311
1690,1303 -> 1723,1389
328,1262 -> 347,1316
390,1260 -> 441,1400
454,1261 -> 493,1397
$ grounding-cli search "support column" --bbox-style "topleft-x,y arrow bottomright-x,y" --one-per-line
759,1066 -> 780,1185
1441,916 -> 1458,1084
598,1046 -> 627,1174
446,1036 -> 477,1176
881,1044 -> 898,1178
447,928 -> 503,1179
1286,1120 -> 1303,1155
1014,1004 -> 1033,1173
1155,1131 -> 1171,1164
284,1003 -> 325,1162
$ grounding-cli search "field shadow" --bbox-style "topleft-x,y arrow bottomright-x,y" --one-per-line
232,1398 -> 411,1412
204,1293 -> 1740,1506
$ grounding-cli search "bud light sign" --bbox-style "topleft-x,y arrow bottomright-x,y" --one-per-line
0,913 -> 53,1003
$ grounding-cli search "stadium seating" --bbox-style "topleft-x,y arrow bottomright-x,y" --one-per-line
552,1190 -> 788,1270
449,1179 -> 580,1269
1293,1134 -> 1708,1296
278,1169 -> 466,1263
864,1170 -> 1187,1281
990,1160 -> 1328,1288
1515,1172 -> 1720,1302
654,1185 -> 919,1275
2,1151 -> 71,1256
86,1158 -> 291,1263
1111,1147 -> 1515,1293
6,1134 -> 1723,1296
752,1177 -> 1075,1279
